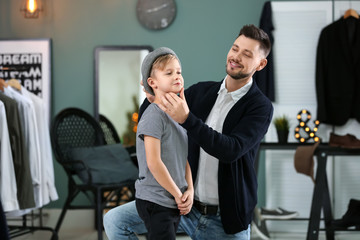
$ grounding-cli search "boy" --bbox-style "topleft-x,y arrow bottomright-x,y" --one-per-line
135,47 -> 193,240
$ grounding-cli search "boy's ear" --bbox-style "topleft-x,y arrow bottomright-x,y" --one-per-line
147,77 -> 157,89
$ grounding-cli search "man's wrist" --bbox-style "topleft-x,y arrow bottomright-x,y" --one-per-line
180,112 -> 190,124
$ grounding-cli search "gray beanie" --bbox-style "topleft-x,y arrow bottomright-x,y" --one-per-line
141,47 -> 181,96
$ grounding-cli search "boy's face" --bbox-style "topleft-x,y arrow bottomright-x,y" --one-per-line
149,58 -> 183,95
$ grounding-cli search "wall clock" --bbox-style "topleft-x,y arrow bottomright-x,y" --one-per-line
136,0 -> 177,30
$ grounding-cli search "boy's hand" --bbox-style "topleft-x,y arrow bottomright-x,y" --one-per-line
174,195 -> 184,209
177,188 -> 194,215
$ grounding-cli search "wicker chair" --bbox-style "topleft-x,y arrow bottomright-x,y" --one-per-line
99,114 -> 121,145
98,114 -> 137,207
98,114 -> 138,167
50,108 -> 138,240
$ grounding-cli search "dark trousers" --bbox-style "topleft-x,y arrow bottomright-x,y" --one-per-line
136,198 -> 180,240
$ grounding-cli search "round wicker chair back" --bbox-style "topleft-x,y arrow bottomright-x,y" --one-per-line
50,107 -> 105,167
99,114 -> 121,145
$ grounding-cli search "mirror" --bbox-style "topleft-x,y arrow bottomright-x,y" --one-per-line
94,45 -> 153,146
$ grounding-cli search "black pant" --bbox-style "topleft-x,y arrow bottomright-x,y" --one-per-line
136,198 -> 180,240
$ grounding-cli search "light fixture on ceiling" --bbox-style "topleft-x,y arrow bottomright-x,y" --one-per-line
20,0 -> 43,18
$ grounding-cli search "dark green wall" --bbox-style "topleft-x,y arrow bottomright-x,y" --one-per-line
0,0 -> 312,208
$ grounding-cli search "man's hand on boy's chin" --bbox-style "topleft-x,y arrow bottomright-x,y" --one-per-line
158,88 -> 189,124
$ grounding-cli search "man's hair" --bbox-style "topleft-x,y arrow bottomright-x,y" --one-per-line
150,54 -> 177,77
238,24 -> 271,57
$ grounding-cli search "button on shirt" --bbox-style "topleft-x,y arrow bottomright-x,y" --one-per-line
194,77 -> 253,205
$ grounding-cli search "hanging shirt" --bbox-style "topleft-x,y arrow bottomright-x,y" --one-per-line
22,87 -> 58,205
0,92 -> 34,210
3,86 -> 42,210
194,76 -> 253,205
0,101 -> 19,212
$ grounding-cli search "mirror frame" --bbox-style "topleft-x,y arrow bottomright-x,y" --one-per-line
94,45 -> 153,121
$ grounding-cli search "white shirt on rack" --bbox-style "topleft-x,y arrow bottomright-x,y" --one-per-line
0,101 -> 20,212
3,86 -> 42,209
22,87 -> 58,205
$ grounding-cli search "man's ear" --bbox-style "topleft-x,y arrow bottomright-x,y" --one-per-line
256,58 -> 268,71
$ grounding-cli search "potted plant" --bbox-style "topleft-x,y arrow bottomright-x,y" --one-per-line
273,115 -> 290,143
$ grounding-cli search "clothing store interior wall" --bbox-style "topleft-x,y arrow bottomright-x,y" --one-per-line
0,0 -> 319,209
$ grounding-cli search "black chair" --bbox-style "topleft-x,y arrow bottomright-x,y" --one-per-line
50,108 -> 138,240
99,114 -> 121,145
99,113 -> 137,165
98,114 -> 137,206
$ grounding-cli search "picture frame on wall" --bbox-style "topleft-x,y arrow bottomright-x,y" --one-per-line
0,38 -> 52,122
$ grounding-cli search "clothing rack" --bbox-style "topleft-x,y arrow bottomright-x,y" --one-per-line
1,67 -> 58,239
7,209 -> 58,239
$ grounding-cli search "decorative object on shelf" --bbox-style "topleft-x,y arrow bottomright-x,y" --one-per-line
136,0 -> 177,30
273,115 -> 290,143
329,133 -> 360,149
20,0 -> 43,18
294,109 -> 320,143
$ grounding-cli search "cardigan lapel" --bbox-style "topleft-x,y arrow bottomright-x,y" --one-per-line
197,81 -> 222,122
223,81 -> 261,133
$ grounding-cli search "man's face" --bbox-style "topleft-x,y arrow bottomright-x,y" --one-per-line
226,35 -> 266,80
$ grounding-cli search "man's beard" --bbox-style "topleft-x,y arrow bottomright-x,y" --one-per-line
226,64 -> 252,80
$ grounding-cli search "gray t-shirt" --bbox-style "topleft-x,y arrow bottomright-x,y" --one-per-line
135,103 -> 188,209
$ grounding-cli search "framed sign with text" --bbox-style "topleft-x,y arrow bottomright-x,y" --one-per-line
0,38 -> 52,121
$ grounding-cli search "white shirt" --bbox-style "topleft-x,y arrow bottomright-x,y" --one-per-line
4,86 -> 42,209
0,101 -> 20,212
194,76 -> 253,205
22,87 -> 58,205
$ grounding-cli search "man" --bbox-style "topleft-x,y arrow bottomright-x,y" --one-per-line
104,24 -> 273,240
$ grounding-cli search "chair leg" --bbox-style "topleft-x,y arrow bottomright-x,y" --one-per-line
54,204 -> 68,234
55,188 -> 80,234
95,188 -> 103,240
